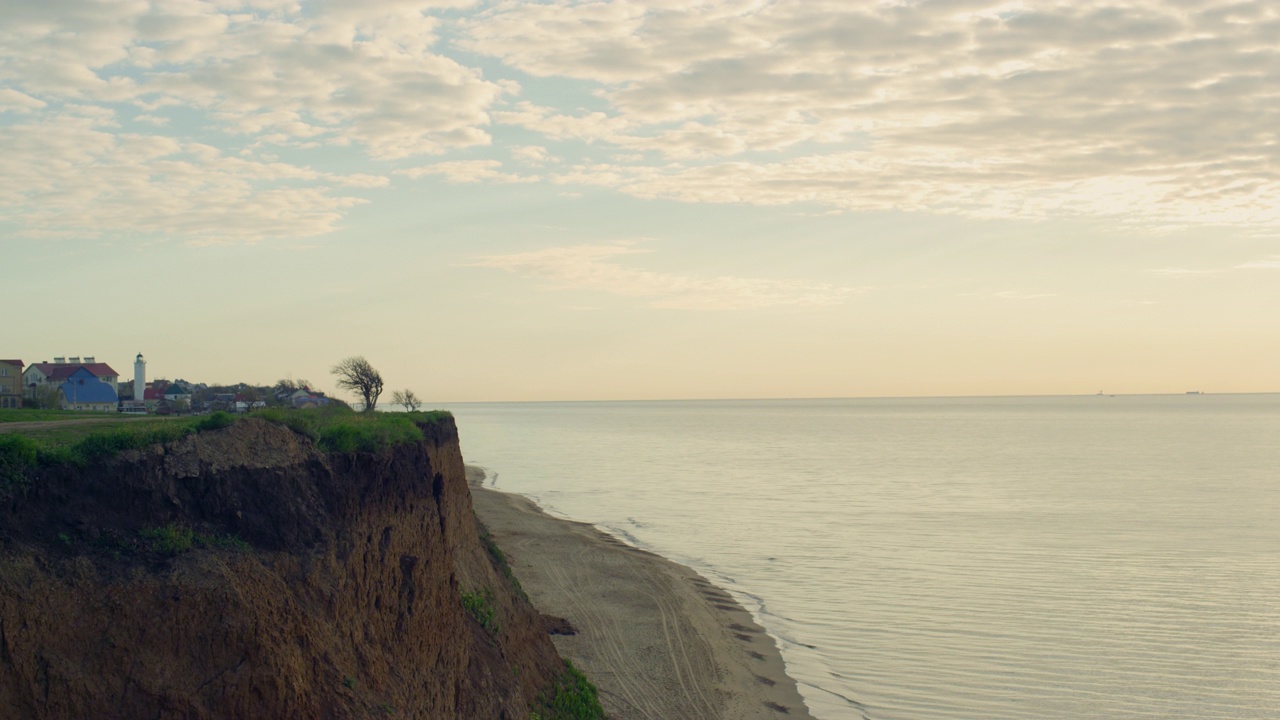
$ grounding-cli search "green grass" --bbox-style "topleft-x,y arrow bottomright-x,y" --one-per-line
531,661 -> 606,720
0,413 -> 236,489
140,522 -> 251,555
0,408 -> 141,423
250,406 -> 451,453
461,588 -> 500,635
479,522 -> 527,600
1,406 -> 452,490
0,434 -> 38,485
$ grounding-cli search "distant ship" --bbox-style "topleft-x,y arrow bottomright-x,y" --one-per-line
1186,391 -> 1203,395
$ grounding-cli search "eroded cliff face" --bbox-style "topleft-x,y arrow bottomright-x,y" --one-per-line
0,417 -> 564,719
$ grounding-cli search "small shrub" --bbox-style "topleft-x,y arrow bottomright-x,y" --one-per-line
141,523 -> 195,555
461,588 -> 500,635
35,445 -> 75,467
0,434 -> 39,485
192,411 -> 235,433
317,424 -> 368,453
140,524 -> 251,555
480,523 -> 527,600
198,532 -> 251,552
69,424 -> 193,464
405,410 -> 452,427
343,676 -> 356,690
533,661 -> 605,720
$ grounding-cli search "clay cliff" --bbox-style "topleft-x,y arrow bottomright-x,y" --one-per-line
0,416 -> 565,719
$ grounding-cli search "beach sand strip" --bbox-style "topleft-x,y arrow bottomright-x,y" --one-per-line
468,466 -> 814,720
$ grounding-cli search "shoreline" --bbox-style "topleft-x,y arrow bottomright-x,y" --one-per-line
467,465 -> 814,720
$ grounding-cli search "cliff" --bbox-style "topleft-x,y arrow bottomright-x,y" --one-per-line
0,416 -> 566,719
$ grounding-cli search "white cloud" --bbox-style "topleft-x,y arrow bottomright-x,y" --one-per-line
0,0 -> 506,159
395,159 -> 535,183
511,144 -> 553,164
1236,256 -> 1280,269
0,112 -> 379,243
6,0 -> 1278,242
469,242 -> 864,310
1148,267 -> 1222,276
0,88 -> 46,112
464,0 -> 1280,230
0,0 -> 512,241
993,290 -> 1056,301
134,113 -> 170,125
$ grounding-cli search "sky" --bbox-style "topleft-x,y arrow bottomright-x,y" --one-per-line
2,0 -> 1278,402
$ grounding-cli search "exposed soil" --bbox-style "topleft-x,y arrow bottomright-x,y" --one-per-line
0,417 -> 564,719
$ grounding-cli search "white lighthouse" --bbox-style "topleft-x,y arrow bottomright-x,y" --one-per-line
133,353 -> 146,403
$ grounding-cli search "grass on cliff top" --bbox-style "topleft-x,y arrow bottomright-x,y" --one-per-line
0,412 -> 234,478
0,408 -> 150,423
249,406 -> 451,453
0,407 -> 452,488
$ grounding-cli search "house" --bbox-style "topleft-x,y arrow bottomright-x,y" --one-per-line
164,385 -> 192,404
58,367 -> 118,412
142,386 -> 167,411
0,359 -> 24,409
289,387 -> 335,409
233,393 -> 267,413
24,357 -> 121,397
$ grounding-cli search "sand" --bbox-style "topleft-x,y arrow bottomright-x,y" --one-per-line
467,466 -> 814,720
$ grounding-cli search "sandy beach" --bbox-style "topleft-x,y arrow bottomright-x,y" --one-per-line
467,466 -> 814,720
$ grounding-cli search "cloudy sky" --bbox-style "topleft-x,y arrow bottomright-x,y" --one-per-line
3,0 -> 1277,401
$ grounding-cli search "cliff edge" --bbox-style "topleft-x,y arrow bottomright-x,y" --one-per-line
0,416 -> 566,719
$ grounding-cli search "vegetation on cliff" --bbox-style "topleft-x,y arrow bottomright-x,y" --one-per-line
0,412 -> 571,719
0,407 -> 453,494
249,405 -> 450,452
531,661 -> 606,720
1,413 -> 232,487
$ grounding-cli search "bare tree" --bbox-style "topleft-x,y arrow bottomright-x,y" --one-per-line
32,384 -> 62,410
391,389 -> 421,412
331,356 -> 384,411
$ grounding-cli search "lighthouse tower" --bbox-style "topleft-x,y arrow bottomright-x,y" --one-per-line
134,353 -> 146,403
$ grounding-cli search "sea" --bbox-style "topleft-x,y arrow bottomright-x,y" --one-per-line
444,395 -> 1280,720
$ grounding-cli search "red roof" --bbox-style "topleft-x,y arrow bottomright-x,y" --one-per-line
144,387 -> 165,400
0,360 -> 23,368
28,362 -> 119,379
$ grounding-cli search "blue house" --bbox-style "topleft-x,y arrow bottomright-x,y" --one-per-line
60,367 -> 119,412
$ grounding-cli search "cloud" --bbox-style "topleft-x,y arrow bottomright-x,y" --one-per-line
1147,267 -> 1222,276
0,111 -> 379,243
960,290 -> 1057,300
511,145 -> 553,164
0,88 -> 46,112
464,0 -> 1280,230
6,0 -> 1278,242
469,242 -> 864,310
0,0 -> 505,159
1236,255 -> 1280,269
0,0 -> 505,241
395,159 -> 536,183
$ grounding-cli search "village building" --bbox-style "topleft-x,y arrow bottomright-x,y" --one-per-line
0,359 -> 24,409
164,385 -> 192,404
58,367 -> 118,412
142,385 -> 168,412
23,357 -> 121,398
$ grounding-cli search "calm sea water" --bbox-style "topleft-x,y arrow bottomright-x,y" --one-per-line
445,395 -> 1280,720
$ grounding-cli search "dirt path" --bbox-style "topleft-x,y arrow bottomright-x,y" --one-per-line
468,466 -> 813,720
0,417 -> 159,434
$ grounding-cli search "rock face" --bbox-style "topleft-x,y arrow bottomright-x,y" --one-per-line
0,417 -> 564,719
